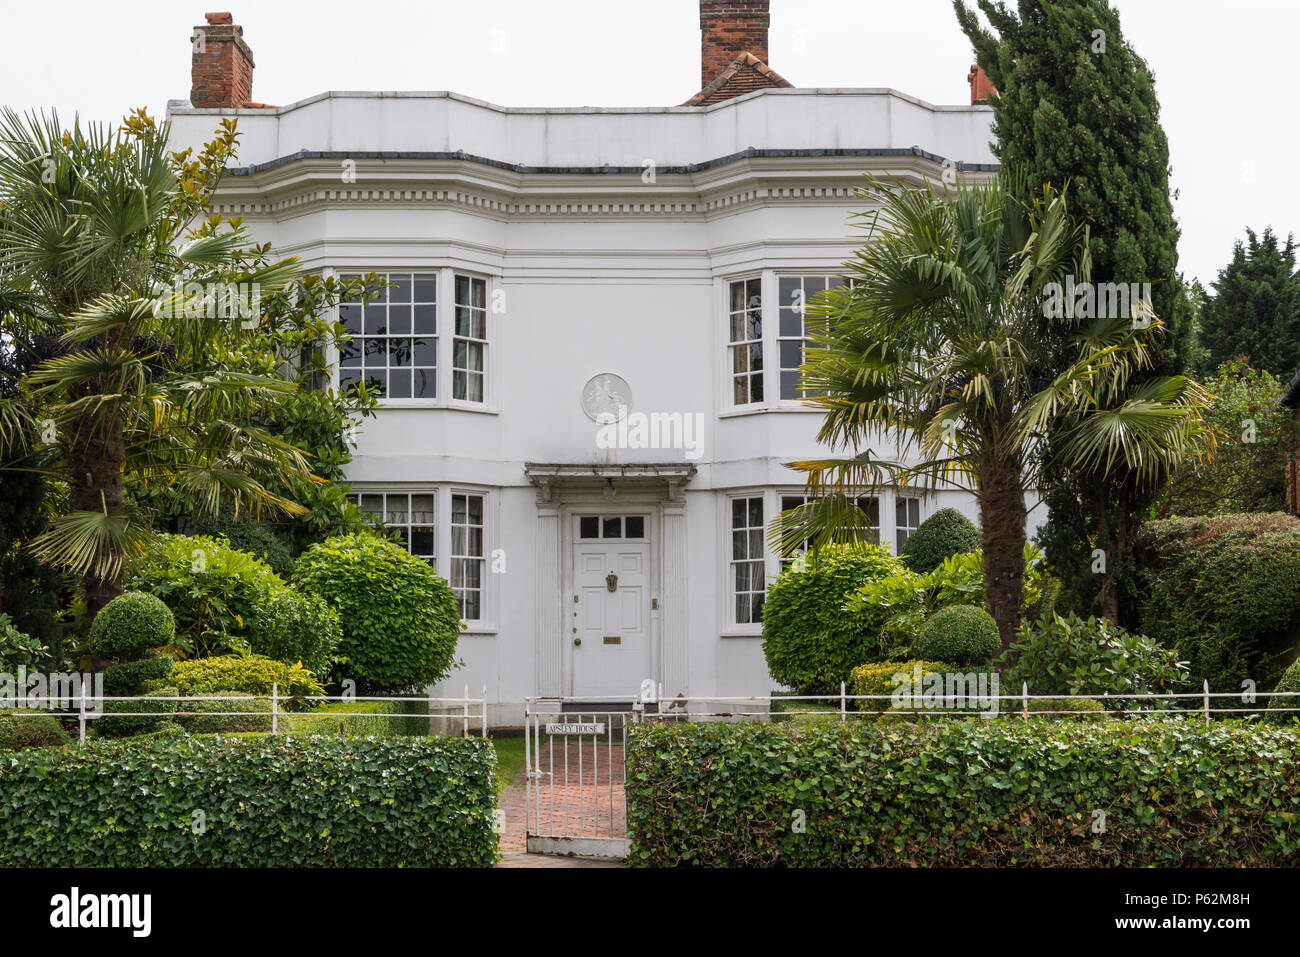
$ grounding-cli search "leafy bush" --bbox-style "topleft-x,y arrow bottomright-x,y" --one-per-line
999,613 -> 1185,701
127,534 -> 338,671
170,654 -> 324,711
0,735 -> 498,867
244,589 -> 340,676
915,605 -> 1000,665
1024,697 -> 1106,719
293,533 -> 461,692
1135,514 -> 1300,692
0,614 -> 46,670
283,699 -> 430,737
848,660 -> 958,712
846,544 -> 1044,655
96,687 -> 178,738
89,591 -> 176,661
900,508 -> 980,572
0,711 -> 69,751
761,544 -> 904,694
626,720 -> 1300,866
175,694 -> 273,734
101,654 -> 174,697
1266,657 -> 1300,725
192,516 -> 295,578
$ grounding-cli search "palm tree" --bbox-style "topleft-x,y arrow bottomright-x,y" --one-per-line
0,109 -> 329,616
773,172 -> 1214,650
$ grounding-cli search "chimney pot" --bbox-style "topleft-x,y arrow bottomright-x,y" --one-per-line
205,11 -> 233,25
968,63 -> 996,105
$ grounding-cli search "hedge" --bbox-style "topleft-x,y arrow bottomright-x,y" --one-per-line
848,659 -> 958,712
1134,513 -> 1300,692
0,735 -> 498,867
0,711 -> 69,751
625,720 -> 1300,866
915,605 -> 999,665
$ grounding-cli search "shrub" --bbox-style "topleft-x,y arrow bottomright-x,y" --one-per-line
101,654 -> 174,697
95,687 -> 178,738
175,694 -> 273,734
193,517 -> 295,578
846,544 -> 1045,655
170,654 -> 324,711
1266,657 -> 1300,725
293,533 -> 461,691
283,700 -> 430,737
999,613 -> 1185,701
915,605 -> 1000,665
0,711 -> 69,751
1025,697 -> 1106,720
626,720 -> 1300,866
0,735 -> 498,867
89,591 -> 175,661
848,660 -> 958,712
900,508 -> 980,572
126,534 -> 283,658
244,589 -> 340,676
0,614 -> 47,670
1135,514 -> 1300,693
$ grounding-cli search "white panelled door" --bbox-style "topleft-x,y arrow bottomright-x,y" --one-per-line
573,541 -> 649,698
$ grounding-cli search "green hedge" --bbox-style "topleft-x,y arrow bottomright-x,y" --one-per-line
0,735 -> 498,867
625,720 -> 1300,866
915,605 -> 999,665
0,711 -> 69,751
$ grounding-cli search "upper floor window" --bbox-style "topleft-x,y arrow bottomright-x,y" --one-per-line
338,272 -> 437,399
453,276 -> 487,403
728,278 -> 763,406
335,269 -> 488,405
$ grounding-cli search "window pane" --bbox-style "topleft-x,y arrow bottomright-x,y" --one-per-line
364,305 -> 387,336
388,305 -> 411,334
413,304 -> 437,334
387,370 -> 412,398
603,517 -> 622,538
411,527 -> 434,556
732,499 -> 747,528
580,516 -> 599,538
390,275 -> 412,302
414,276 -> 437,302
413,368 -> 436,398
626,516 -> 645,538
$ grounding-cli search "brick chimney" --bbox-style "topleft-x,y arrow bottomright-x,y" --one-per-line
699,1 -> 771,90
968,63 -> 996,105
190,12 -> 255,108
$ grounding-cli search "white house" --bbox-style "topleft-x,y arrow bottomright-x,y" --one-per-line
168,4 -> 1001,726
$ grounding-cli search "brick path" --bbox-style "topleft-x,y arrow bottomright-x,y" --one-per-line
497,740 -> 626,865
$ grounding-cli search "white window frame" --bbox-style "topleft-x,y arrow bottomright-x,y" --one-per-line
725,276 -> 765,409
726,491 -> 767,630
895,495 -> 923,554
328,267 -> 496,412
348,483 -> 496,632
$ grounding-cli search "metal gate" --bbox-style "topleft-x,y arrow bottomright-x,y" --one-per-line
524,699 -> 633,858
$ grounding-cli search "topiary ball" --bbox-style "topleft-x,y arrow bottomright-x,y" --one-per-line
915,605 -> 1000,665
901,508 -> 980,572
90,591 -> 176,661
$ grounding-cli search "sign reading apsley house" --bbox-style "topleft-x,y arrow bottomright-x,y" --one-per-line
167,3 -> 1006,727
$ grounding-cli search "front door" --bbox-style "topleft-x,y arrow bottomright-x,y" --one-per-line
573,517 -> 649,698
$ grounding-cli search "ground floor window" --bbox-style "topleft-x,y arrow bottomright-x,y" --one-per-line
896,496 -> 922,552
731,495 -> 766,624
451,493 -> 485,620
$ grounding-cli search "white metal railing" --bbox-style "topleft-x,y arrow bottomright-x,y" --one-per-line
0,683 -> 489,744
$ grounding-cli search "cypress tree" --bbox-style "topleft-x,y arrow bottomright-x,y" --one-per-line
1198,228 -> 1300,378
955,0 -> 1195,621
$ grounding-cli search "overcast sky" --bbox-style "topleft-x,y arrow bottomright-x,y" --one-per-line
0,0 -> 1293,287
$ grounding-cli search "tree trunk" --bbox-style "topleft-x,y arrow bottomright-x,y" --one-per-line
65,386 -> 127,619
977,454 -> 1028,656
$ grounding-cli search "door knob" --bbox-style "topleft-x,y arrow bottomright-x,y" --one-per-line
573,637 -> 582,646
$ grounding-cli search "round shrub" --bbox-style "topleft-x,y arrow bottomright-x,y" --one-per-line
915,605 -> 1000,665
101,654 -> 175,697
245,589 -> 341,676
762,544 -> 905,694
170,654 -> 324,711
1266,658 -> 1300,724
900,508 -> 980,572
0,711 -> 69,751
293,533 -> 461,692
90,591 -> 176,661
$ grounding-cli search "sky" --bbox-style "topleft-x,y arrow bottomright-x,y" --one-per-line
0,0 -> 1293,287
